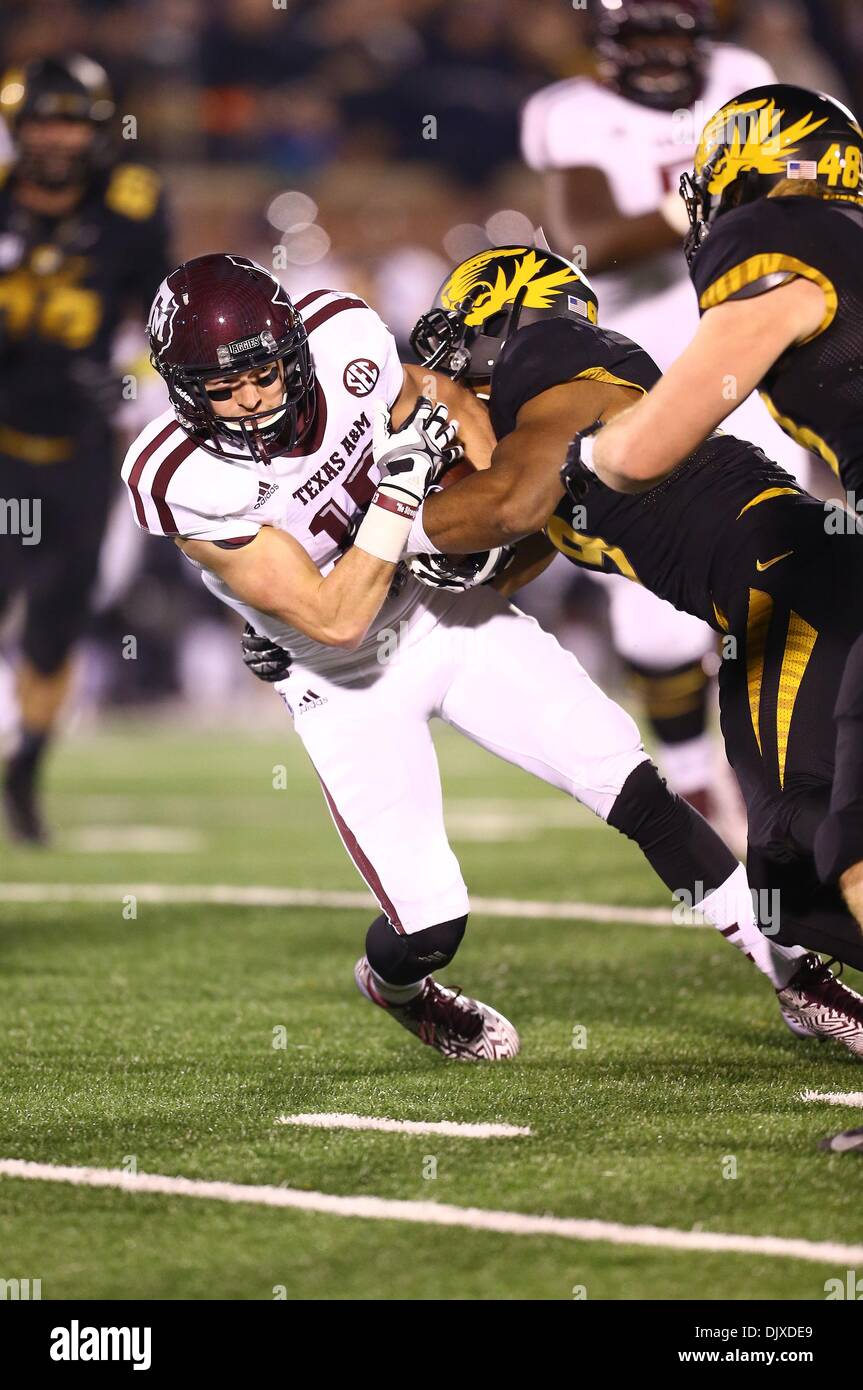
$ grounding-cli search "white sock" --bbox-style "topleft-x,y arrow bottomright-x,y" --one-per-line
368,964 -> 424,1004
695,863 -> 807,989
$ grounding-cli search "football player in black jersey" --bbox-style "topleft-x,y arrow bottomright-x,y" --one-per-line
244,245 -> 863,1055
579,84 -> 863,929
0,56 -> 171,842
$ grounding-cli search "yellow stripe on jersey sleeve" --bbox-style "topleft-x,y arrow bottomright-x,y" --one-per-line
759,391 -> 841,477
699,253 -> 837,342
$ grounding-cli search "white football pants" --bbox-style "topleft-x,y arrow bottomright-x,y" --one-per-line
275,585 -> 649,933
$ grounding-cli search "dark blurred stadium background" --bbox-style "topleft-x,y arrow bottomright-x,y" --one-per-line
0,0 -> 859,726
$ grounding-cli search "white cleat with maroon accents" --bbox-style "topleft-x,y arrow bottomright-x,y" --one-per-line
776,954 -> 863,1057
354,956 -> 520,1061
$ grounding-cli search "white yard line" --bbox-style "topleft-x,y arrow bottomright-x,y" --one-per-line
801,1090 -> 863,1108
276,1114 -> 531,1138
64,827 -> 205,854
0,1159 -> 859,1265
0,882 -> 680,928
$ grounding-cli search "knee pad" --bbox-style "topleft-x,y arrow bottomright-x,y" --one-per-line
365,913 -> 467,986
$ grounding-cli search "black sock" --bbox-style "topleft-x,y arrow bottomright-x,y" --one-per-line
7,727 -> 49,783
607,760 -> 737,898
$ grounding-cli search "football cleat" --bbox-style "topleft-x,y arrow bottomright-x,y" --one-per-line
778,1002 -> 812,1040
776,954 -> 863,1057
354,956 -> 520,1061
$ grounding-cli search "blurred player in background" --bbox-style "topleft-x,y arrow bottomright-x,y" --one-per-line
521,0 -> 801,823
584,82 -> 863,929
0,55 -> 171,842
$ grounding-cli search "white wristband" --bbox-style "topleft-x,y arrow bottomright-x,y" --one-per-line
405,501 -> 443,557
579,433 -> 598,474
354,490 -> 417,563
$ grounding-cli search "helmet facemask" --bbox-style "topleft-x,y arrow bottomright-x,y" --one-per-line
158,328 -> 315,466
594,3 -> 712,113
410,287 -> 529,389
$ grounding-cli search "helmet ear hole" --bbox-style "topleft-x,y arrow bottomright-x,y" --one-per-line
478,310 -> 509,340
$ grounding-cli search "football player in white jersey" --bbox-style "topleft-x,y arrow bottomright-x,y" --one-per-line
521,0 -> 804,823
125,252 -> 778,1063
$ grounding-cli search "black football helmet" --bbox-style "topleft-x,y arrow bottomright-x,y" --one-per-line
591,0 -> 714,112
681,83 -> 863,264
0,54 -> 116,189
411,245 -> 598,389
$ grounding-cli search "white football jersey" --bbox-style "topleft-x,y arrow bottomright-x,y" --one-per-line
521,43 -> 775,319
122,289 -> 429,676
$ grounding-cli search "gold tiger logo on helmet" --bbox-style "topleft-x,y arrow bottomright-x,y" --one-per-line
695,97 -> 829,196
441,248 -> 587,326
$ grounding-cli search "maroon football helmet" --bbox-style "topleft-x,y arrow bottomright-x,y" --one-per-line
148,253 -> 315,463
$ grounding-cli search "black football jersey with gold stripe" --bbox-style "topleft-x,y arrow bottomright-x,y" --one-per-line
690,196 -> 863,495
489,317 -> 822,630
0,161 -> 170,453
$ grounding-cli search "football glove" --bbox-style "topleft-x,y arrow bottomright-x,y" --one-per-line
407,545 -> 513,592
372,396 -> 462,509
241,623 -> 292,682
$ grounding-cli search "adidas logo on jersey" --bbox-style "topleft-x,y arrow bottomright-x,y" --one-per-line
254,480 -> 279,509
297,689 -> 327,712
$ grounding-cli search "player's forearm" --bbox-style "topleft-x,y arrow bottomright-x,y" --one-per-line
400,365 -> 496,472
430,373 -> 496,471
179,531 -> 396,650
244,548 -> 396,649
593,284 -> 826,491
420,459 -> 561,553
420,469 -> 524,551
591,323 -> 762,490
305,548 -> 397,649
591,396 -> 692,492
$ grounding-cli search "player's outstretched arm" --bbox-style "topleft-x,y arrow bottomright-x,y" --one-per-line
591,277 -> 827,492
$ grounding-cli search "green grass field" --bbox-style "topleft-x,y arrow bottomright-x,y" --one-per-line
1,719 -> 862,1301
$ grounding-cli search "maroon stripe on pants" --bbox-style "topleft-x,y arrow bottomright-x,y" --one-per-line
317,774 -> 405,933
126,420 -> 181,529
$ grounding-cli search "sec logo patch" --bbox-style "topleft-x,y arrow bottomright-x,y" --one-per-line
343,358 -> 380,396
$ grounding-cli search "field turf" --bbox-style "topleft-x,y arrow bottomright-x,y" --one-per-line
1,720 -> 862,1301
